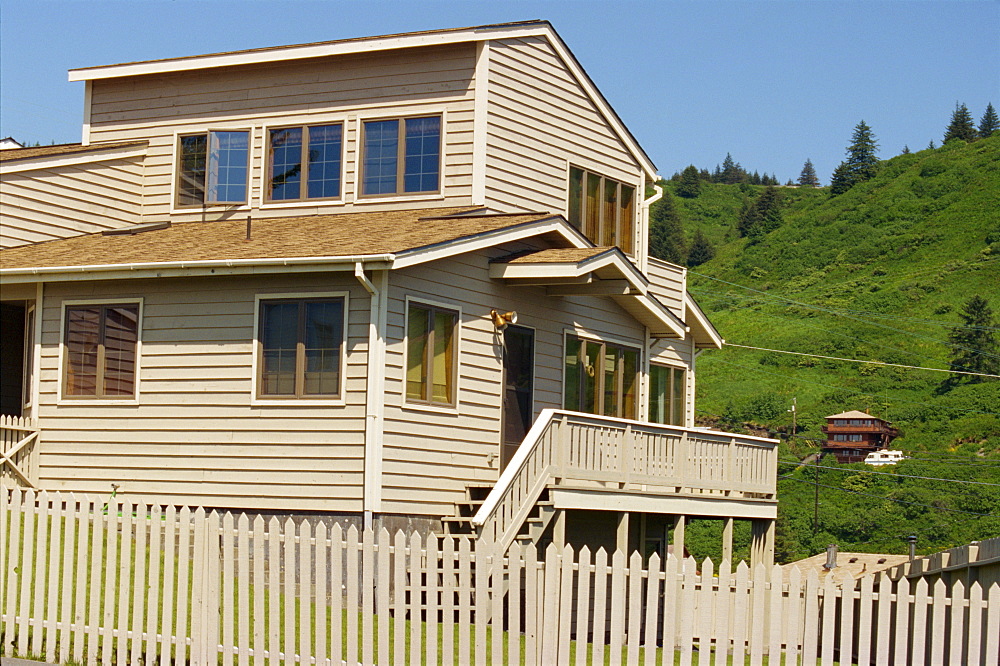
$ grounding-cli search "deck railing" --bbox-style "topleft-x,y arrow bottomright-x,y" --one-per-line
1,414 -> 39,488
473,409 -> 778,551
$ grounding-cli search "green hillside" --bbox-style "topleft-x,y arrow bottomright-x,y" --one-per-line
659,136 -> 1000,561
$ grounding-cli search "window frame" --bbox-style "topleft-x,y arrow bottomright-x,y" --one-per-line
251,292 -> 350,406
173,128 -> 252,209
402,296 -> 461,412
562,331 -> 641,420
264,122 -> 346,204
358,113 -> 444,199
566,165 -> 637,255
647,362 -> 687,427
58,298 -> 143,405
21,303 -> 35,411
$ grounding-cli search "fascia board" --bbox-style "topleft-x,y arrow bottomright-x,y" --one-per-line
390,216 -> 586,270
0,144 -> 147,174
490,250 -> 644,289
0,254 -> 395,284
620,292 -> 687,339
68,24 -> 550,82
685,290 -> 724,349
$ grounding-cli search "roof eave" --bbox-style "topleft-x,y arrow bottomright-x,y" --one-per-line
685,291 -> 724,349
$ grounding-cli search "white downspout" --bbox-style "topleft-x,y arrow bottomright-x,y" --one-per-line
640,181 -> 663,274
355,263 -> 387,530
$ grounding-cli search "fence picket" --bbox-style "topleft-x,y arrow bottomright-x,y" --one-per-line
251,515 -> 266,666
949,579 -> 966,666
345,524 -> 360,666
838,571 -> 855,666
236,513 -> 250,666
608,549 -> 627,666
677,557 -> 696,666
819,569 -> 837,666
160,505 -> 178,666
474,535 -> 490,666
145,504 -> 162,665
983,583 -> 999,666
458,537 -> 473,665
697,558 -> 714,666
114,499 -> 133,666
967,581 -> 983,666
874,573 -> 892,664
441,535 -> 455,666
659,553 -> 678,662
766,563 -> 783,666
130,500 -> 149,666
641,552 -> 659,666
362,526 -> 375,666
315,522 -> 329,666
301,520 -> 314,666
560,543 -> 577,666
800,569 -> 819,665
929,577 -> 947,664
748,563 -> 766,666
893,575 -> 910,666
910,577 -> 929,665
393,530 -> 406,665
376,527 -> 390,666
856,570 -> 874,665
490,540 -> 504,666
0,486 -> 8,644
330,523 -> 344,666
508,542 -> 524,666
282,517 -> 296,666
424,534 -> 439,666
523,543 -> 539,666
713,559 -> 733,666
18,489 -> 37,658
62,496 -> 82,664
408,531 -> 422,666
42,492 -> 61,662
267,516 -> 280,666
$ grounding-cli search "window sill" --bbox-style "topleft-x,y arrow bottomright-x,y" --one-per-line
57,398 -> 140,407
259,199 -> 345,210
355,193 -> 445,205
171,203 -> 252,215
401,401 -> 460,416
251,397 -> 347,408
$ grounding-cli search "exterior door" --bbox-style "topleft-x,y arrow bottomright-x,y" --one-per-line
501,325 -> 534,470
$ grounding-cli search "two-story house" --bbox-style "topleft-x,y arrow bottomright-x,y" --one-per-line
0,21 -> 777,563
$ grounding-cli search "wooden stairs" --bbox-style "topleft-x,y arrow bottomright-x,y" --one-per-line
441,483 -> 557,546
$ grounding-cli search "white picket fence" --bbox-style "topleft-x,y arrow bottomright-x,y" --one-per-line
2,487 -> 998,665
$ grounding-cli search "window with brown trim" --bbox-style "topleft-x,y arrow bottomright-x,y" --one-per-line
648,363 -> 686,426
258,298 -> 344,398
176,130 -> 250,206
567,167 -> 636,254
563,334 -> 639,419
63,304 -> 139,398
361,115 -> 441,196
406,303 -> 458,406
267,124 -> 343,201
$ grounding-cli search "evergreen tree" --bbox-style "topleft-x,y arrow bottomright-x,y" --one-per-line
902,145 -> 911,154
720,153 -> 745,184
830,120 -> 879,196
676,164 -> 702,198
797,159 -> 820,187
944,102 -> 977,143
940,295 -> 1000,390
686,228 -> 715,267
699,168 -> 712,181
736,194 -> 758,238
980,103 -> 999,138
648,191 -> 687,264
736,186 -> 783,238
928,139 -> 936,150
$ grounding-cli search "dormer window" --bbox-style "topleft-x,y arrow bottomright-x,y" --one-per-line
361,115 -> 441,196
176,130 -> 249,206
267,124 -> 343,201
567,166 -> 635,254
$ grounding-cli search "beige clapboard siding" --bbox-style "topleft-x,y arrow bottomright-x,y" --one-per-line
87,44 -> 478,221
379,244 -> 645,515
0,157 -> 142,248
34,273 -> 369,511
484,36 -> 642,214
645,257 -> 686,318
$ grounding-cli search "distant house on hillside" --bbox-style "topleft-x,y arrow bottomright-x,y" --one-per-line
821,410 -> 900,464
0,137 -> 24,150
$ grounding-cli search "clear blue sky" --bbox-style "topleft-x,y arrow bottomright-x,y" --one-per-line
1,1 -> 997,184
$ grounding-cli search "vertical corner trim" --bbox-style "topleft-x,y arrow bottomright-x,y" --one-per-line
471,40 -> 491,205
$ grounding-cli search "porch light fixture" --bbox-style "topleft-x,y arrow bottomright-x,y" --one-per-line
490,309 -> 517,329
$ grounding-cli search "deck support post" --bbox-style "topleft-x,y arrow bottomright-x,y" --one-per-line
672,515 -> 686,559
616,511 -> 630,554
552,509 -> 566,548
750,518 -> 775,570
722,517 -> 734,564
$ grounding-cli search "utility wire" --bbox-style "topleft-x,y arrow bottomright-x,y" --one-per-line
690,271 -> 1000,361
725,342 -> 1000,379
777,459 -> 1000,487
778,474 -> 995,516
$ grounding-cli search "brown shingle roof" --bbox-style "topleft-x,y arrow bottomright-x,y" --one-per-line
493,247 -> 613,264
0,208 -> 559,270
0,141 -> 146,163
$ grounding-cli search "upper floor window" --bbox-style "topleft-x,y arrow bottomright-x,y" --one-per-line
63,303 -> 140,399
568,167 -> 636,254
406,302 -> 458,406
177,130 -> 249,206
648,364 -> 686,426
564,334 -> 639,419
258,297 -> 345,399
362,116 -> 441,196
268,124 -> 343,201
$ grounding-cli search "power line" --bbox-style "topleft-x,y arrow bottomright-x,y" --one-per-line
690,271 -> 1000,361
777,459 -> 1000,487
725,342 -> 1000,379
778,474 -> 996,516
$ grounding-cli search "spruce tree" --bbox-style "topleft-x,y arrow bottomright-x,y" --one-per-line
940,295 -> 1000,390
755,186 -> 783,234
736,195 -> 759,237
676,164 -> 702,198
980,103 -> 999,138
902,145 -> 911,154
830,121 -> 879,196
648,191 -> 687,264
720,153 -> 745,184
928,140 -> 936,150
797,159 -> 820,187
829,162 -> 853,196
686,228 -> 715,267
943,102 -> 977,143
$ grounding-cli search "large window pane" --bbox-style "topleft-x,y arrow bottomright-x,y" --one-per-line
102,306 -> 138,396
583,340 -> 601,414
269,127 -> 304,200
303,300 -> 343,395
603,347 -> 619,417
207,131 -> 249,203
406,306 -> 429,401
261,302 -> 298,396
619,185 -> 635,254
178,135 -> 207,206
671,367 -> 686,425
621,348 -> 638,419
260,299 -> 343,398
404,116 -> 440,193
431,310 -> 455,402
307,124 -> 343,199
603,180 -> 618,247
363,120 -> 399,195
648,364 -> 668,423
563,336 -> 582,411
65,307 -> 101,396
585,174 -> 601,241
568,167 -> 584,230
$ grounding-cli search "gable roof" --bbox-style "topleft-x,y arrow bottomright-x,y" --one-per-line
0,141 -> 146,164
67,21 -> 656,178
826,410 -> 882,420
0,207 -> 577,282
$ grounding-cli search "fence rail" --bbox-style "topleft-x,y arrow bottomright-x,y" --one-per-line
0,415 -> 38,488
474,409 -> 778,550
2,487 -> 998,665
